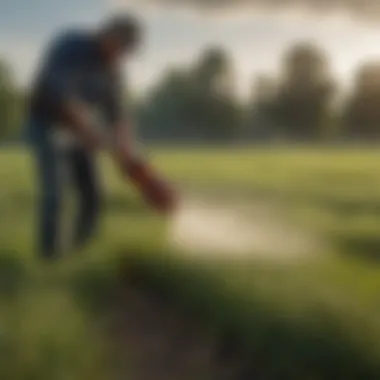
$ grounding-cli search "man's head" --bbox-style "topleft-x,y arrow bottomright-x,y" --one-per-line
98,14 -> 142,63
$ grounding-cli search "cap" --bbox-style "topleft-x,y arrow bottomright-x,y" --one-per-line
101,14 -> 142,49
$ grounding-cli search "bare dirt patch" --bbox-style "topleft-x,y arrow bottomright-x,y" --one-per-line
107,285 -> 259,380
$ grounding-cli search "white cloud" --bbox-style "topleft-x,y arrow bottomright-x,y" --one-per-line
108,0 -> 380,22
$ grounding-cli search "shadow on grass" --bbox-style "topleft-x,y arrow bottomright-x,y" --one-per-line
3,239 -> 379,379
104,194 -> 151,216
0,191 -> 151,217
311,197 -> 380,217
334,233 -> 380,263
101,250 -> 380,380
1,243 -> 379,379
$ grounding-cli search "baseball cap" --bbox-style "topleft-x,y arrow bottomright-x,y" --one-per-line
101,14 -> 142,50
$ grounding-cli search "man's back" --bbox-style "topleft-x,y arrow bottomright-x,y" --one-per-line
29,28 -> 121,125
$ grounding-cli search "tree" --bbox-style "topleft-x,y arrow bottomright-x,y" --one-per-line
192,47 -> 233,95
343,62 -> 380,139
272,42 -> 335,140
243,74 -> 278,141
138,68 -> 199,141
139,47 -> 242,143
0,60 -> 23,141
188,47 -> 241,141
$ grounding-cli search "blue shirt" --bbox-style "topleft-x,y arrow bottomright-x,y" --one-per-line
29,29 -> 126,127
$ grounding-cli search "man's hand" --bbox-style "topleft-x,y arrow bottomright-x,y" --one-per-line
111,123 -> 177,214
137,166 -> 177,214
116,152 -> 176,214
127,160 -> 176,214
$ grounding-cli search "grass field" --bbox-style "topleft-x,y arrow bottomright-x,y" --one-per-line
2,146 -> 380,379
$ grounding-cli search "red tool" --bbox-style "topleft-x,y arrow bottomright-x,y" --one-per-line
124,159 -> 177,214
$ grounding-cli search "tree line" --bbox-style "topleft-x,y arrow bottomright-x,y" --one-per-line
138,42 -> 380,143
2,41 -> 380,143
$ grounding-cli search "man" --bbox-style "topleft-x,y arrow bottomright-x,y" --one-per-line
27,14 -> 175,260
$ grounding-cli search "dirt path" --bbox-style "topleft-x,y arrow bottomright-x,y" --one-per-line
108,287 -> 252,380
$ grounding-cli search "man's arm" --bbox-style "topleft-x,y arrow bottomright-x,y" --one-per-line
113,128 -> 176,214
105,76 -> 176,213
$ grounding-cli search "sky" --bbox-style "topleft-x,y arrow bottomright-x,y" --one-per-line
2,0 -> 380,98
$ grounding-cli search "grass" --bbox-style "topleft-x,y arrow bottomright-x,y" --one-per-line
2,145 -> 380,378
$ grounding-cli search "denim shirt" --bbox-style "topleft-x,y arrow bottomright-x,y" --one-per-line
29,29 -> 125,128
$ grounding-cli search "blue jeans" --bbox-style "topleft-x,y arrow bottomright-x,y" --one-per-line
27,119 -> 102,259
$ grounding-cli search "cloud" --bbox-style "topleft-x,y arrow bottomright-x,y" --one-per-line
110,0 -> 380,22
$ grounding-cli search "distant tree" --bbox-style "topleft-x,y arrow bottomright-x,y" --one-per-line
188,47 -> 241,141
252,75 -> 277,106
244,74 -> 279,140
343,62 -> 380,139
138,69 -> 198,141
192,47 -> 233,95
139,47 -> 242,143
272,42 -> 335,140
0,60 -> 23,140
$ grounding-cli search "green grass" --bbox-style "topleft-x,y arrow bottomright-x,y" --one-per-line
3,146 -> 380,378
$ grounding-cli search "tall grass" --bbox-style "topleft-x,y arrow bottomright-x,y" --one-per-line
2,146 -> 380,378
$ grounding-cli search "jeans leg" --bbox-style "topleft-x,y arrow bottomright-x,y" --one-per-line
30,121 -> 65,259
68,147 -> 102,250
